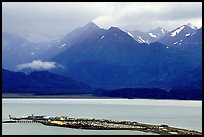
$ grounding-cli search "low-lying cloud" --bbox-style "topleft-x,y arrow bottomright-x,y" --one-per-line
16,60 -> 61,70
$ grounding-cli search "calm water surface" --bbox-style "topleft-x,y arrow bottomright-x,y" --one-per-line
2,98 -> 202,135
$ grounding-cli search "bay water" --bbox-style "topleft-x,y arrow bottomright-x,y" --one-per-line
2,98 -> 202,135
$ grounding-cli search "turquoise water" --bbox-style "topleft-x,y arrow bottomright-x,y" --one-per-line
2,99 -> 202,135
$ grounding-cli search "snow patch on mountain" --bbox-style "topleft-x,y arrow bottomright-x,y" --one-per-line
191,32 -> 196,36
171,26 -> 185,37
59,44 -> 66,49
148,33 -> 157,38
185,33 -> 191,37
127,32 -> 133,37
138,36 -> 145,43
161,28 -> 165,34
174,41 -> 179,45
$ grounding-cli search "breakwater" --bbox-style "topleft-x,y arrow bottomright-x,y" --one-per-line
3,115 -> 202,135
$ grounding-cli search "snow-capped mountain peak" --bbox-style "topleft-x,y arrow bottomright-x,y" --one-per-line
126,27 -> 168,44
187,23 -> 198,30
170,25 -> 185,37
158,24 -> 201,49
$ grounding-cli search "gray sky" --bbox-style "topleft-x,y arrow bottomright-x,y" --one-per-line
2,2 -> 202,42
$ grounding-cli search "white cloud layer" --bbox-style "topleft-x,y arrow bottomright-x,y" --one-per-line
16,60 -> 60,70
2,2 -> 202,42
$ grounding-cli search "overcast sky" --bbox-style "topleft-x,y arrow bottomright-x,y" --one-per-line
2,2 -> 202,42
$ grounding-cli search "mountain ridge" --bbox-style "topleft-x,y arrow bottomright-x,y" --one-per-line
2,22 -> 202,96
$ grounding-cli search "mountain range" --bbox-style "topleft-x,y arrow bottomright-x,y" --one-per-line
2,68 -> 92,95
2,32 -> 55,71
126,27 -> 169,44
2,22 -> 202,99
51,22 -> 202,89
3,68 -> 201,100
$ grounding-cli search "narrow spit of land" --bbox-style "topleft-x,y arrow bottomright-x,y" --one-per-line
3,115 -> 202,135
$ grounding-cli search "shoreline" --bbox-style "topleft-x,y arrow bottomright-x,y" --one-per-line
2,93 -> 117,99
2,93 -> 202,101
